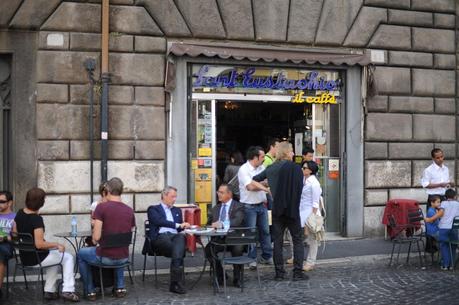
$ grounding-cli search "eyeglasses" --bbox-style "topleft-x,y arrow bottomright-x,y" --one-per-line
302,167 -> 308,170
0,200 -> 8,204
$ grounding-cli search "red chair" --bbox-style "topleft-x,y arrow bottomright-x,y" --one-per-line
179,206 -> 201,255
382,199 -> 420,239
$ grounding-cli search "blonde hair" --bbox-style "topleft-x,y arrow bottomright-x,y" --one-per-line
275,141 -> 293,160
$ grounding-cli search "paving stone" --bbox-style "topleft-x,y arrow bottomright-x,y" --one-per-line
413,114 -> 455,141
38,31 -> 69,50
365,160 -> 411,188
135,140 -> 166,160
388,96 -> 434,113
0,1 -> 22,27
388,143 -> 433,160
435,98 -> 455,113
9,0 -> 60,29
366,113 -> 412,141
110,5 -> 162,35
364,0 -> 410,9
412,69 -> 455,97
366,95 -> 388,112
388,51 -> 432,68
175,0 -> 226,39
388,9 -> 433,26
217,0 -> 255,40
134,36 -> 166,53
433,54 -> 455,69
412,28 -> 455,53
368,25 -> 411,50
252,0 -> 290,41
365,142 -> 387,159
139,0 -> 191,37
110,53 -> 164,86
37,140 -> 70,161
373,67 -> 411,95
365,189 -> 388,206
108,106 -> 165,140
411,0 -> 455,13
41,2 -> 101,33
315,0 -> 362,45
37,51 -> 100,84
434,13 -> 456,28
135,86 -> 165,106
344,6 -> 387,47
287,0 -> 324,44
36,83 -> 69,103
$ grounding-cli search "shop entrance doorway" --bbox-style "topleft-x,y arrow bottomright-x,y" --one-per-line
189,95 -> 343,233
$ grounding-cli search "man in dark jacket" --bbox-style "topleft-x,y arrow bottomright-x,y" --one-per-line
253,142 -> 306,281
205,184 -> 245,287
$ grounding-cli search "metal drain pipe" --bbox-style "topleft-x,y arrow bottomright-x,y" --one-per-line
100,0 -> 110,182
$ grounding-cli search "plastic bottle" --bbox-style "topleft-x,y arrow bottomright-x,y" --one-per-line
71,216 -> 78,237
223,219 -> 230,231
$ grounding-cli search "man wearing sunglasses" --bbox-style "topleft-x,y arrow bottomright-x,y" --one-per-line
0,191 -> 15,298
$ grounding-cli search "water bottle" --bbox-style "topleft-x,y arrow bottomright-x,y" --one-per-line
223,219 -> 230,231
71,216 -> 78,237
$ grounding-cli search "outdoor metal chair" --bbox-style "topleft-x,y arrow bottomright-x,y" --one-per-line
86,229 -> 136,299
141,220 -> 159,285
210,227 -> 261,295
11,233 -> 63,299
448,216 -> 459,271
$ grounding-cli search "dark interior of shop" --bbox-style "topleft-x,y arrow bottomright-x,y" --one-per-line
216,101 -> 309,179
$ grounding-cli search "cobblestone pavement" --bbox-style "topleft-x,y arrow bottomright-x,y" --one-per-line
5,257 -> 459,305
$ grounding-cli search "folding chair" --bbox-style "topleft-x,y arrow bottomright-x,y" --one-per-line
141,220 -> 159,285
211,227 -> 261,295
448,216 -> 459,271
86,229 -> 136,299
388,213 -> 423,267
11,233 -> 63,299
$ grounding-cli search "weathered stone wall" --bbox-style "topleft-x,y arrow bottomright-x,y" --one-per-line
0,0 -> 457,240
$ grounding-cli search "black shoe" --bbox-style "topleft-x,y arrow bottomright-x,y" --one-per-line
292,272 -> 309,281
274,271 -> 286,281
233,278 -> 242,288
169,283 -> 186,294
44,291 -> 60,300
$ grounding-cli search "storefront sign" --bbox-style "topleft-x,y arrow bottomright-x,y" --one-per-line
193,65 -> 340,91
291,92 -> 337,104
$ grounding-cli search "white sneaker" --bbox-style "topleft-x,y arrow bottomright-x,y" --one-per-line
249,262 -> 257,270
303,263 -> 314,272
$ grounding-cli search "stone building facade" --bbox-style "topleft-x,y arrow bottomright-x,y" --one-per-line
0,0 -> 458,246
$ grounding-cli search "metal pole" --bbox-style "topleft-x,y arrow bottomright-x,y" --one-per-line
84,58 -> 96,203
100,0 -> 110,182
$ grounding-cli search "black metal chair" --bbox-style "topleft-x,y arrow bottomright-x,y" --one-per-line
448,216 -> 459,271
141,220 -> 160,285
211,227 -> 261,295
86,229 -> 136,299
11,233 -> 64,299
388,212 -> 424,267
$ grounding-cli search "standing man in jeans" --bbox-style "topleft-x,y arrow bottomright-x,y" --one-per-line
78,177 -> 135,301
238,146 -> 272,269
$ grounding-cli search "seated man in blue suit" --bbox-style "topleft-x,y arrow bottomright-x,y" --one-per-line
147,186 -> 190,294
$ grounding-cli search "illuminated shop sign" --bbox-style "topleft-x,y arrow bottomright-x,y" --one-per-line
193,65 -> 340,91
291,92 -> 337,104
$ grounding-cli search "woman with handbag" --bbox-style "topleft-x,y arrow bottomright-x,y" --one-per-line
300,160 -> 323,271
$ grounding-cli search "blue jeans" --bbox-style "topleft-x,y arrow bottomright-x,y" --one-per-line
78,247 -> 128,294
439,229 -> 458,268
244,203 -> 272,260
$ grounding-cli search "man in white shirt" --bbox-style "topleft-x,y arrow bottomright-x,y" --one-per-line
421,148 -> 453,207
438,189 -> 459,270
238,146 -> 272,268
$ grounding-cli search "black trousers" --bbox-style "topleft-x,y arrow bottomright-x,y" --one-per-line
205,237 -> 244,281
151,233 -> 186,283
427,194 -> 446,208
272,215 -> 304,275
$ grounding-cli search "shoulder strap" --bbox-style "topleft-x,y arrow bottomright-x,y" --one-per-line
228,174 -> 238,185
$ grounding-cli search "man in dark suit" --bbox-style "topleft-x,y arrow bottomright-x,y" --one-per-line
146,186 -> 190,294
205,184 -> 245,287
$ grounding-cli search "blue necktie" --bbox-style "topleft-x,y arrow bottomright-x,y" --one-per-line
220,204 -> 227,222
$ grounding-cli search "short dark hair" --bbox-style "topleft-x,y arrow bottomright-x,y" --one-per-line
0,191 -> 13,202
302,160 -> 319,175
98,182 -> 107,197
445,188 -> 456,199
302,147 -> 315,156
246,146 -> 264,160
265,138 -> 280,152
431,148 -> 443,158
105,177 -> 124,196
230,151 -> 244,165
429,195 -> 441,204
218,183 -> 233,194
25,188 -> 46,211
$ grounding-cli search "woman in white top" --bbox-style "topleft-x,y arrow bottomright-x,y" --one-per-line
300,160 -> 322,271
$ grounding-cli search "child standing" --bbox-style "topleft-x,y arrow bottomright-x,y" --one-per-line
438,189 -> 459,270
0,191 -> 15,298
424,196 -> 443,254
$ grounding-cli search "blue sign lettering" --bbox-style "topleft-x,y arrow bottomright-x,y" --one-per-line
193,65 -> 340,91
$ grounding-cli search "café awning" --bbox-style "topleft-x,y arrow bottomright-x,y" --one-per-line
167,41 -> 372,66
